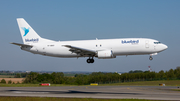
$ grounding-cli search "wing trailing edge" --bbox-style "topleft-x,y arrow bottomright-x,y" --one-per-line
63,45 -> 96,56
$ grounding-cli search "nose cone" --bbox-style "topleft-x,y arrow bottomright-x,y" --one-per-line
162,44 -> 168,51
156,44 -> 168,52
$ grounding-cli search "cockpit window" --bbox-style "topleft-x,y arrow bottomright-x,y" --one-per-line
154,42 -> 161,44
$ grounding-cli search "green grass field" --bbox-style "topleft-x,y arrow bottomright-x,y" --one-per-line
0,97 -> 161,101
0,75 -> 14,78
172,89 -> 180,91
0,80 -> 180,87
0,84 -> 73,87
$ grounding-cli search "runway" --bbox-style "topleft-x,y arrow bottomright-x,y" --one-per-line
0,86 -> 180,100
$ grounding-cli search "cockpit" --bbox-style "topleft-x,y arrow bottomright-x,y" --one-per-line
154,42 -> 161,44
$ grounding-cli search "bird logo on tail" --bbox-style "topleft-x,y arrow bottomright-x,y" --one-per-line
21,27 -> 30,36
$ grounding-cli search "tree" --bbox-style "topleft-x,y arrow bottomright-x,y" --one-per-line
21,73 -> 28,78
8,80 -> 12,84
1,79 -> 6,83
129,70 -> 133,73
129,70 -> 143,73
51,72 -> 64,84
158,70 -> 166,79
23,72 -> 39,83
14,73 -> 21,78
175,67 -> 180,78
167,69 -> 175,79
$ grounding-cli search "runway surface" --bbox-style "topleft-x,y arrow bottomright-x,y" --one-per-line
0,86 -> 180,100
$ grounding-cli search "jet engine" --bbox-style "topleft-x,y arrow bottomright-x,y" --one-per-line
97,50 -> 116,59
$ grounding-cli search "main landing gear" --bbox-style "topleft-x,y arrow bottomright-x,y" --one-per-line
87,57 -> 94,63
149,56 -> 153,60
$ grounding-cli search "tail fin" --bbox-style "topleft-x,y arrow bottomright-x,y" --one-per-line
17,18 -> 54,44
17,18 -> 41,44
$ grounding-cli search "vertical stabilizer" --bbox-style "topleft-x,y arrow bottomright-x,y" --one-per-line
17,18 -> 42,44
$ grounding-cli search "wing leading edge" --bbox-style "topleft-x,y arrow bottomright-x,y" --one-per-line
11,42 -> 33,47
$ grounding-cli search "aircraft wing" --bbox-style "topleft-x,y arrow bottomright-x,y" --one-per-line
63,45 -> 96,56
11,42 -> 33,47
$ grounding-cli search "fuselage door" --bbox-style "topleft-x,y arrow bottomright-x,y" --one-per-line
95,39 -> 101,50
145,40 -> 149,48
154,43 -> 156,50
42,47 -> 46,55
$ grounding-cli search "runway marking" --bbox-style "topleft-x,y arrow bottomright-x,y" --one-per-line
68,89 -> 75,90
13,91 -> 49,94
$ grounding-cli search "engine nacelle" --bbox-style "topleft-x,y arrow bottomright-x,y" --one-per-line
97,50 -> 116,59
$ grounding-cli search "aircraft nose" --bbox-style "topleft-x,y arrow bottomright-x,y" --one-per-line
162,44 -> 168,50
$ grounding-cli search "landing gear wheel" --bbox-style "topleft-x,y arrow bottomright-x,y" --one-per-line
86,57 -> 95,63
90,59 -> 94,63
149,56 -> 153,60
87,59 -> 91,63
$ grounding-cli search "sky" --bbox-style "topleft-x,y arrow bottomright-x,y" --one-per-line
0,0 -> 180,72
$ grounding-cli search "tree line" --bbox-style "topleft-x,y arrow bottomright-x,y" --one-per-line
0,72 -> 28,78
22,67 -> 180,85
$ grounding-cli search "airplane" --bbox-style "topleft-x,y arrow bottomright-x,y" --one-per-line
11,18 -> 168,63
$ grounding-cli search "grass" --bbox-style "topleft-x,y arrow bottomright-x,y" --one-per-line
0,80 -> 180,87
171,89 -> 180,91
0,84 -> 74,87
0,75 -> 14,78
0,97 -> 161,101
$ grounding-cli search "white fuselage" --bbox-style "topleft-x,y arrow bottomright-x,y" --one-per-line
22,38 -> 167,58
13,18 -> 168,63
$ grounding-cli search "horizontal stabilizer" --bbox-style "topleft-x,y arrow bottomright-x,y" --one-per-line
10,42 -> 33,47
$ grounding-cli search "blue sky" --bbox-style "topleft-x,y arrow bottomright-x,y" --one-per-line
0,0 -> 179,72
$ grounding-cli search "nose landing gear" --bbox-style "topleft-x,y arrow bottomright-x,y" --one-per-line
149,56 -> 153,60
87,57 -> 94,63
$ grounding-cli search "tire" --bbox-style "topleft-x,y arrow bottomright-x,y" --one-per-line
87,59 -> 91,63
90,59 -> 94,63
149,57 -> 153,60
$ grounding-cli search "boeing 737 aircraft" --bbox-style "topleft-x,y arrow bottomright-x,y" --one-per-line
11,18 -> 168,63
